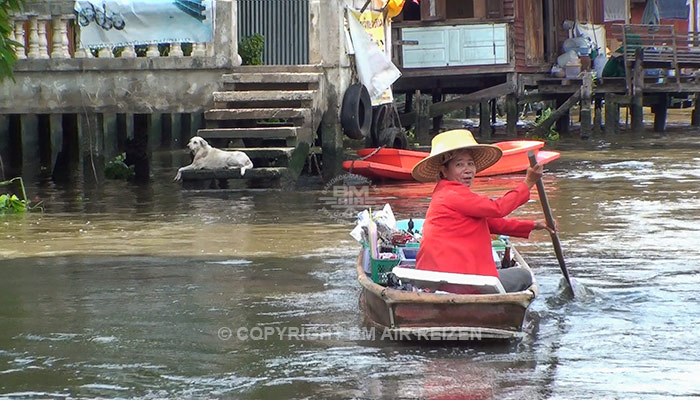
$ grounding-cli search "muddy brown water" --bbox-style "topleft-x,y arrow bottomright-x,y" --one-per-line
2,126 -> 700,398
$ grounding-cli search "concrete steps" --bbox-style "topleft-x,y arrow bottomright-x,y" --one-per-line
198,127 -> 298,141
204,108 -> 311,121
179,167 -> 291,190
222,72 -> 322,84
192,68 -> 326,189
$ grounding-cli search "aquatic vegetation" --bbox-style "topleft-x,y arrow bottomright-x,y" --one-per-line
104,153 -> 135,180
0,177 -> 41,214
530,107 -> 561,143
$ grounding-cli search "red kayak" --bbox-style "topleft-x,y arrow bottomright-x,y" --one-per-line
342,140 -> 560,181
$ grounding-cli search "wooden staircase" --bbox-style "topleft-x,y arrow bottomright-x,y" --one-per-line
182,65 -> 325,189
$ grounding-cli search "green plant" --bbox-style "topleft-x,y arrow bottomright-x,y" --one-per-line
0,177 -> 41,214
239,34 -> 264,65
529,107 -> 560,143
0,0 -> 26,82
104,153 -> 134,180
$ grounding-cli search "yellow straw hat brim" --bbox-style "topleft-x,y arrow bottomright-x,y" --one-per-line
411,129 -> 502,183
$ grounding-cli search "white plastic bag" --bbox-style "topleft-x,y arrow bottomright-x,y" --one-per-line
346,8 -> 401,99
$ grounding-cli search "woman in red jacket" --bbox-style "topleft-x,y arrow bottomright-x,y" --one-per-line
411,129 -> 554,293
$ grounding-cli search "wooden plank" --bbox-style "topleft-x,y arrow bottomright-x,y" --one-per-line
534,89 -> 581,135
428,82 -> 515,118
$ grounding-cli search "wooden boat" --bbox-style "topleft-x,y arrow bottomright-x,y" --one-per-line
356,244 -> 538,340
343,140 -> 559,181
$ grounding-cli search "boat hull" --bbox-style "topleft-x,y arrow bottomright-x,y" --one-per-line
356,248 -> 538,340
341,160 -> 413,180
344,140 -> 559,181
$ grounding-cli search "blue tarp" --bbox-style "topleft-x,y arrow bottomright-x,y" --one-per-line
658,0 -> 689,19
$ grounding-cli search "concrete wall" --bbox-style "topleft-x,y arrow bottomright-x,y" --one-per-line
1,0 -> 239,115
310,0 -> 355,180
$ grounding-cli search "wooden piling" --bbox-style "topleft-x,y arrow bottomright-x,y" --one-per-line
593,96 -> 603,136
653,93 -> 668,132
49,114 -> 63,173
555,95 -> 571,135
580,72 -> 593,139
692,93 -> 700,126
148,113 -> 162,151
37,114 -> 51,173
0,115 -> 10,179
404,92 -> 413,114
103,113 -> 119,160
20,114 -> 40,178
505,94 -> 518,137
78,112 -> 104,183
432,89 -> 443,133
479,99 -> 491,138
630,48 -> 644,133
190,112 -> 203,138
415,92 -> 431,145
604,93 -> 620,135
52,114 -> 80,183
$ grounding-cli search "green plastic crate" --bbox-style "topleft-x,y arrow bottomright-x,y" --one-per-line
370,256 -> 400,285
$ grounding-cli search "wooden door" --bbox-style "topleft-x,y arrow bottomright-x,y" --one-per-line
523,0 -> 544,64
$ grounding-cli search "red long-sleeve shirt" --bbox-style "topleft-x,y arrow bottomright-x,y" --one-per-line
416,180 -> 535,277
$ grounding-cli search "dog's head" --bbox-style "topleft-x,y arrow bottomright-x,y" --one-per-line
186,136 -> 209,155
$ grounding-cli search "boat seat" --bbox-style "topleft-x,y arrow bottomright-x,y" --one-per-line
391,266 -> 506,294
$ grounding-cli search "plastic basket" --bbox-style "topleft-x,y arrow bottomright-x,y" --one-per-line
370,256 -> 400,285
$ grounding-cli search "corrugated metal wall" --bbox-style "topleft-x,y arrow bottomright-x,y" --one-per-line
237,0 -> 309,65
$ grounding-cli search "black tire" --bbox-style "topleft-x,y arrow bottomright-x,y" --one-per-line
377,127 -> 408,149
371,104 -> 403,137
341,83 -> 371,139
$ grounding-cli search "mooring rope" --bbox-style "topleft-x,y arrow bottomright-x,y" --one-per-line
348,145 -> 386,174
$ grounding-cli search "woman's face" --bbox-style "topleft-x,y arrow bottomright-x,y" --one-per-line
440,150 -> 476,187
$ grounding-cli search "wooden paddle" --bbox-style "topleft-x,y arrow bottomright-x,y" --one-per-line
527,151 -> 574,295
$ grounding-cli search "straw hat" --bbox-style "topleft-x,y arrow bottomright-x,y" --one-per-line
411,129 -> 502,183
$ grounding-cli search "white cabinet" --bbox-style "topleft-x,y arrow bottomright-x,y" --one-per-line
401,23 -> 508,68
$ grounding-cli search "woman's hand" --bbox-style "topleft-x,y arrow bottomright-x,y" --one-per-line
533,219 -> 557,234
525,163 -> 544,188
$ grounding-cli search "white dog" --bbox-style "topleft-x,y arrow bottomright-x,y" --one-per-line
174,136 -> 254,181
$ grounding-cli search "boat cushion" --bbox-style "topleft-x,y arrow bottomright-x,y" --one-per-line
391,266 -> 506,294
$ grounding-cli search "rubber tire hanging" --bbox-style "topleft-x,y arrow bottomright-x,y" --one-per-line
341,83 -> 372,139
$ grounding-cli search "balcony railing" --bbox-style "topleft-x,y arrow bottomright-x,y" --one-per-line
8,0 -> 235,66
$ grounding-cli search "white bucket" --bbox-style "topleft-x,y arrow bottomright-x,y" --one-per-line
565,60 -> 582,79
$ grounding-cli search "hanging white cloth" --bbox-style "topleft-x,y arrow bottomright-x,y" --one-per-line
346,8 -> 401,102
604,0 -> 627,22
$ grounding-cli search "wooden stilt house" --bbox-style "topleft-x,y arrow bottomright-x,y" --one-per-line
389,0 -> 610,140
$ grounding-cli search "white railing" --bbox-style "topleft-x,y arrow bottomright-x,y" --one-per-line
9,14 -> 213,60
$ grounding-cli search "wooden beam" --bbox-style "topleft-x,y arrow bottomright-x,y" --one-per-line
534,89 -> 581,135
428,82 -> 515,118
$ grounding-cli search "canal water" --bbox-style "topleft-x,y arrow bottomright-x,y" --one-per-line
2,128 -> 700,399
